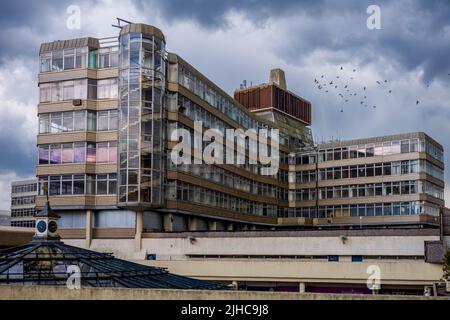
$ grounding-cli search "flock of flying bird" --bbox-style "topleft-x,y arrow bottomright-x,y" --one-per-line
313,66 -> 433,113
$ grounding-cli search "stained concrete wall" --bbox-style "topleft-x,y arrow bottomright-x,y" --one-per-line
0,285 -> 449,300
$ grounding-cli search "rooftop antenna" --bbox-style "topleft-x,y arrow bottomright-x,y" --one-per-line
243,80 -> 247,88
112,17 -> 133,29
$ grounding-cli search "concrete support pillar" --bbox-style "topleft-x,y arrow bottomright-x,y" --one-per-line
135,211 -> 143,251
299,282 -> 306,294
250,225 -> 257,231
85,210 -> 93,249
232,281 -> 239,290
164,213 -> 174,232
227,222 -> 234,231
188,217 -> 198,231
208,221 -> 217,231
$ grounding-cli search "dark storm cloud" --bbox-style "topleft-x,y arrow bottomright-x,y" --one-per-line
150,0 -> 450,83
0,0 -> 73,61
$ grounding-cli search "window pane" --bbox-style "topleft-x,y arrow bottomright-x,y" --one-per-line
87,143 -> 96,163
74,143 -> 86,163
74,111 -> 86,131
52,51 -> 63,71
61,176 -> 72,195
64,55 -> 75,70
39,145 -> 49,165
62,112 -> 74,132
109,142 -> 117,163
62,143 -> 74,163
49,176 -> 61,195
51,113 -> 62,133
39,114 -> 50,133
97,180 -> 108,195
98,111 -> 109,130
109,110 -> 118,130
50,144 -> 61,164
97,143 -> 109,163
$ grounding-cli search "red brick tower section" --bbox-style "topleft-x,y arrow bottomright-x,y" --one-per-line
234,69 -> 312,125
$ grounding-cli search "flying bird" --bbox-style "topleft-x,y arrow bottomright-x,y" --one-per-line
416,100 -> 420,105
373,106 -> 377,109
363,86 -> 366,90
329,81 -> 334,85
384,80 -> 388,83
388,90 -> 392,93
340,67 -> 343,70
376,81 -> 381,85
353,69 -> 356,72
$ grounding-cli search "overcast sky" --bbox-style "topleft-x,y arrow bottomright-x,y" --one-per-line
0,0 -> 450,211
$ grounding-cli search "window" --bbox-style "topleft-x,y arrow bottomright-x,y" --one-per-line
39,114 -> 50,133
73,175 -> 85,195
74,142 -> 86,163
63,49 -> 75,70
98,111 -> 109,131
401,140 -> 410,153
62,112 -> 74,132
39,145 -> 49,165
40,53 -> 52,72
61,175 -> 72,195
50,113 -> 62,133
109,110 -> 118,130
49,176 -> 61,195
62,144 -> 74,164
50,144 -> 61,164
97,143 -> 109,163
52,50 -> 63,72
96,175 -> 108,195
109,142 -> 117,163
74,111 -> 86,131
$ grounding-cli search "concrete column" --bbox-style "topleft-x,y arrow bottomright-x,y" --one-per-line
164,213 -> 174,232
85,210 -> 93,249
232,281 -> 239,290
208,221 -> 217,231
188,217 -> 198,231
227,222 -> 234,231
135,211 -> 143,251
299,282 -> 306,294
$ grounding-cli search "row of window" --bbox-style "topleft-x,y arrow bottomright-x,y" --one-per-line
38,142 -> 117,165
282,201 -> 440,219
290,180 -> 444,201
39,110 -> 118,134
11,184 -> 37,194
291,138 -> 443,164
11,208 -> 36,218
38,174 -> 117,196
292,160 -> 444,183
171,94 -> 291,148
40,46 -> 119,73
39,78 -> 118,103
167,181 -> 278,217
178,66 -> 271,134
168,163 -> 288,201
168,121 -> 289,168
11,196 -> 35,206
11,221 -> 35,228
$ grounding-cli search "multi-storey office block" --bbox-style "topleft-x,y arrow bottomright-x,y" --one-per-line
288,133 -> 444,228
35,24 -> 444,240
11,179 -> 38,228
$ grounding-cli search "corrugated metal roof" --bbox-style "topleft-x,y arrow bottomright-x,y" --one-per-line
40,37 -> 100,54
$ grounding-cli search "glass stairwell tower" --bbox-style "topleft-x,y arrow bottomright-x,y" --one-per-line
118,24 -> 166,208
